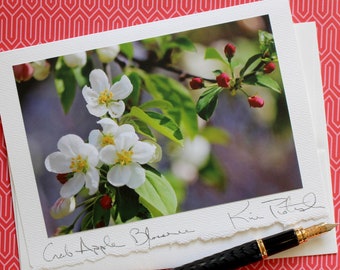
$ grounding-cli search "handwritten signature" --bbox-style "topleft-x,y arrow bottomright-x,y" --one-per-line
43,235 -> 125,262
42,227 -> 195,262
227,201 -> 265,229
227,192 -> 323,229
129,226 -> 195,248
261,192 -> 324,218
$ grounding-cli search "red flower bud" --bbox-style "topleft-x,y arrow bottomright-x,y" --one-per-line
56,173 -> 69,184
189,77 -> 204,89
13,63 -> 34,82
263,62 -> 275,74
248,96 -> 264,108
216,72 -> 231,88
100,194 -> 112,209
224,43 -> 236,59
95,220 -> 106,228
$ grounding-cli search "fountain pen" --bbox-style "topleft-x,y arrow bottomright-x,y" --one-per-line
174,223 -> 336,270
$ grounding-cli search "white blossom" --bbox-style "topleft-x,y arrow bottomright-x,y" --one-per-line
45,134 -> 99,198
96,45 -> 120,63
99,133 -> 155,189
31,60 -> 50,80
89,118 -> 135,150
63,52 -> 87,68
171,135 -> 211,182
50,196 -> 76,219
82,69 -> 133,118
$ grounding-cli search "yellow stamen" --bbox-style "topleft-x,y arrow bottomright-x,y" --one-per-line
115,150 -> 133,165
98,89 -> 113,105
101,134 -> 115,147
70,155 -> 88,173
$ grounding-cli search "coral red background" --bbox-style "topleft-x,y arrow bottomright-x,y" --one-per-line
0,1 -> 338,269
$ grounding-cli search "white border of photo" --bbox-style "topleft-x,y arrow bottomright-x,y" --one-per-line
0,1 -> 335,269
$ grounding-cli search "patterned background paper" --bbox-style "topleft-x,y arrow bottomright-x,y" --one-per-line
0,0 -> 338,269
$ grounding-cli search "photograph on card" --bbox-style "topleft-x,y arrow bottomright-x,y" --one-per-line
13,14 -> 302,237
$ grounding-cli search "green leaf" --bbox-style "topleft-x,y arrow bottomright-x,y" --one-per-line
149,74 -> 199,138
119,42 -> 134,60
259,30 -> 273,44
196,86 -> 223,121
136,165 -> 177,217
239,53 -> 262,77
255,75 -> 281,93
200,126 -> 230,146
212,69 -> 223,75
54,57 -> 77,113
136,203 -> 152,220
204,47 -> 226,64
80,212 -> 94,231
125,71 -> 141,107
72,67 -> 87,87
258,30 -> 276,55
139,99 -> 173,111
199,154 -> 228,191
133,69 -> 162,99
163,172 -> 187,209
116,186 -> 140,222
127,119 -> 155,140
168,36 -> 196,52
243,74 -> 281,93
72,57 -> 93,88
93,198 -> 111,227
131,71 -> 198,139
129,106 -> 183,145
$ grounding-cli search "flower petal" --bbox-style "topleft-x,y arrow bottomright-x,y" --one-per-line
82,86 -> 99,105
143,140 -> 162,163
107,165 -> 130,187
132,141 -> 156,164
63,52 -> 87,68
97,45 -> 120,63
181,136 -> 211,167
45,152 -> 71,173
88,129 -> 101,148
50,197 -> 76,219
118,124 -> 135,134
89,69 -> 110,93
99,145 -> 117,165
107,100 -> 125,118
97,118 -> 119,133
77,143 -> 99,166
57,134 -> 84,156
110,75 -> 133,100
86,102 -> 108,117
115,132 -> 139,152
60,173 -> 85,198
84,167 -> 99,195
126,163 -> 145,189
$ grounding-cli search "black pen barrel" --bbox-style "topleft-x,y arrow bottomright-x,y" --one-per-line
174,240 -> 263,270
174,229 -> 300,270
262,229 -> 299,256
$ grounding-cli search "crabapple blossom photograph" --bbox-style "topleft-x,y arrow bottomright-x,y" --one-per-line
14,15 -> 302,237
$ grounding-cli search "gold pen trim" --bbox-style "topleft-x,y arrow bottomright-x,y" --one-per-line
295,227 -> 306,244
295,223 -> 337,244
256,239 -> 268,259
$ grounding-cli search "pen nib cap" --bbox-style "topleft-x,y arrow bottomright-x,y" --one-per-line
322,223 -> 338,232
297,223 -> 337,243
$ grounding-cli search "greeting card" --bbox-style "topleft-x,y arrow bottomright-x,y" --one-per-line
0,0 -> 336,269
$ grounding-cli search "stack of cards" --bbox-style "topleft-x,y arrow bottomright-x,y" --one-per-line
0,0 -> 336,269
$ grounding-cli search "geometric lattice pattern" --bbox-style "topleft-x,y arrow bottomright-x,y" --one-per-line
0,118 -> 19,270
0,0 -> 338,269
